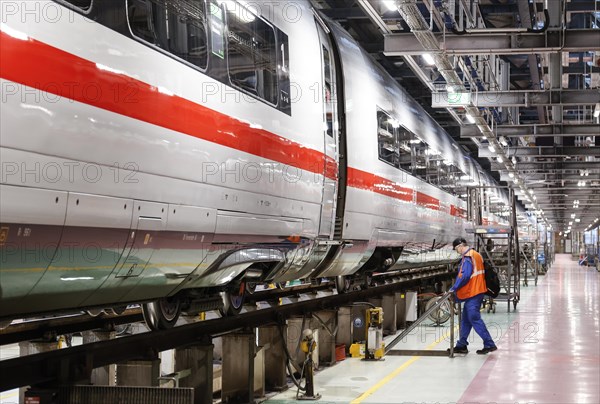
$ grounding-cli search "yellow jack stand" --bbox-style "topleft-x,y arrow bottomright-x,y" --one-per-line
364,307 -> 385,361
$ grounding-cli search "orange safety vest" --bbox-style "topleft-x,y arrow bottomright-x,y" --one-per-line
456,248 -> 487,300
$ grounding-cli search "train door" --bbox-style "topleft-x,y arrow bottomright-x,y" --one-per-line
316,22 -> 340,239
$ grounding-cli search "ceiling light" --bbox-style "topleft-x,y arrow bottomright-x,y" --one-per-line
499,137 -> 508,147
508,172 -> 514,178
383,0 -> 397,12
575,218 -> 580,223
533,195 -> 537,200
488,144 -> 496,153
422,53 -> 435,66
497,156 -> 504,163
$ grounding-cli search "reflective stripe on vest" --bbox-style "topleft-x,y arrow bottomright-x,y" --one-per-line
456,248 -> 487,300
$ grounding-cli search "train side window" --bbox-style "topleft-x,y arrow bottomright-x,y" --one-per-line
128,0 -> 208,70
377,111 -> 399,168
397,127 -> 414,172
323,46 -> 333,137
225,1 -> 278,104
411,139 -> 428,179
57,0 -> 92,10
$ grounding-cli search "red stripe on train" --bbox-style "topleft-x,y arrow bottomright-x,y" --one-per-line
1,31 -> 466,216
347,168 -> 413,202
0,30 -> 337,179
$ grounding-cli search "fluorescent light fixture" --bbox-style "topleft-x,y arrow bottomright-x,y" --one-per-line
383,0 -> 397,12
575,218 -> 580,222
499,137 -> 508,147
422,53 -> 435,66
488,144 -> 496,153
508,172 -> 515,178
466,114 -> 476,124
533,195 -> 537,200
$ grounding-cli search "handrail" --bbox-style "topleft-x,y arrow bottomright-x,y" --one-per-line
385,291 -> 455,354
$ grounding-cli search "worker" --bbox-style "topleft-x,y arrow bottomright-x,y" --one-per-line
449,237 -> 497,355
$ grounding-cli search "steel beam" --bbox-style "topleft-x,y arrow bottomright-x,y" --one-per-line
461,123 -> 600,137
0,272 -> 453,391
491,161 -> 600,170
384,30 -> 600,56
432,89 -> 600,108
478,146 -> 600,158
566,1 -> 600,12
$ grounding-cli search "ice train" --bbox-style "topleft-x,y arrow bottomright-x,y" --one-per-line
0,0 -> 526,329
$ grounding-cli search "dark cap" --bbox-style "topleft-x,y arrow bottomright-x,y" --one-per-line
452,237 -> 467,249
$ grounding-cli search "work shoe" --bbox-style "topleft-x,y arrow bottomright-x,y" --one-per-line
476,346 -> 498,355
447,346 -> 468,354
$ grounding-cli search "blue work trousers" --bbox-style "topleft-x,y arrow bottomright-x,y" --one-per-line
457,294 -> 495,348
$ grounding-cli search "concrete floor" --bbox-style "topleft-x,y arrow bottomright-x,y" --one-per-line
266,254 -> 600,404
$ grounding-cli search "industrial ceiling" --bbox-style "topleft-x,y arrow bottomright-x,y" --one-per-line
315,0 -> 600,235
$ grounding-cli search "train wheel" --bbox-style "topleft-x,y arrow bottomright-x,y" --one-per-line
219,282 -> 246,316
425,296 -> 451,325
335,276 -> 351,294
142,297 -> 181,330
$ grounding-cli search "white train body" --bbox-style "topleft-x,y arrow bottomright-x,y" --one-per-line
0,0 -> 508,322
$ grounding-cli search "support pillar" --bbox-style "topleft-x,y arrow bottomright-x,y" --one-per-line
174,340 -> 214,404
82,331 -> 116,386
257,325 -> 287,391
311,310 -> 337,366
336,307 -> 352,349
19,340 -> 58,404
116,358 -> 160,387
382,294 -> 397,335
396,292 -> 406,330
222,330 -> 256,403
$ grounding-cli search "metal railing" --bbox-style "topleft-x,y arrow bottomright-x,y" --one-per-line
385,292 -> 460,357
